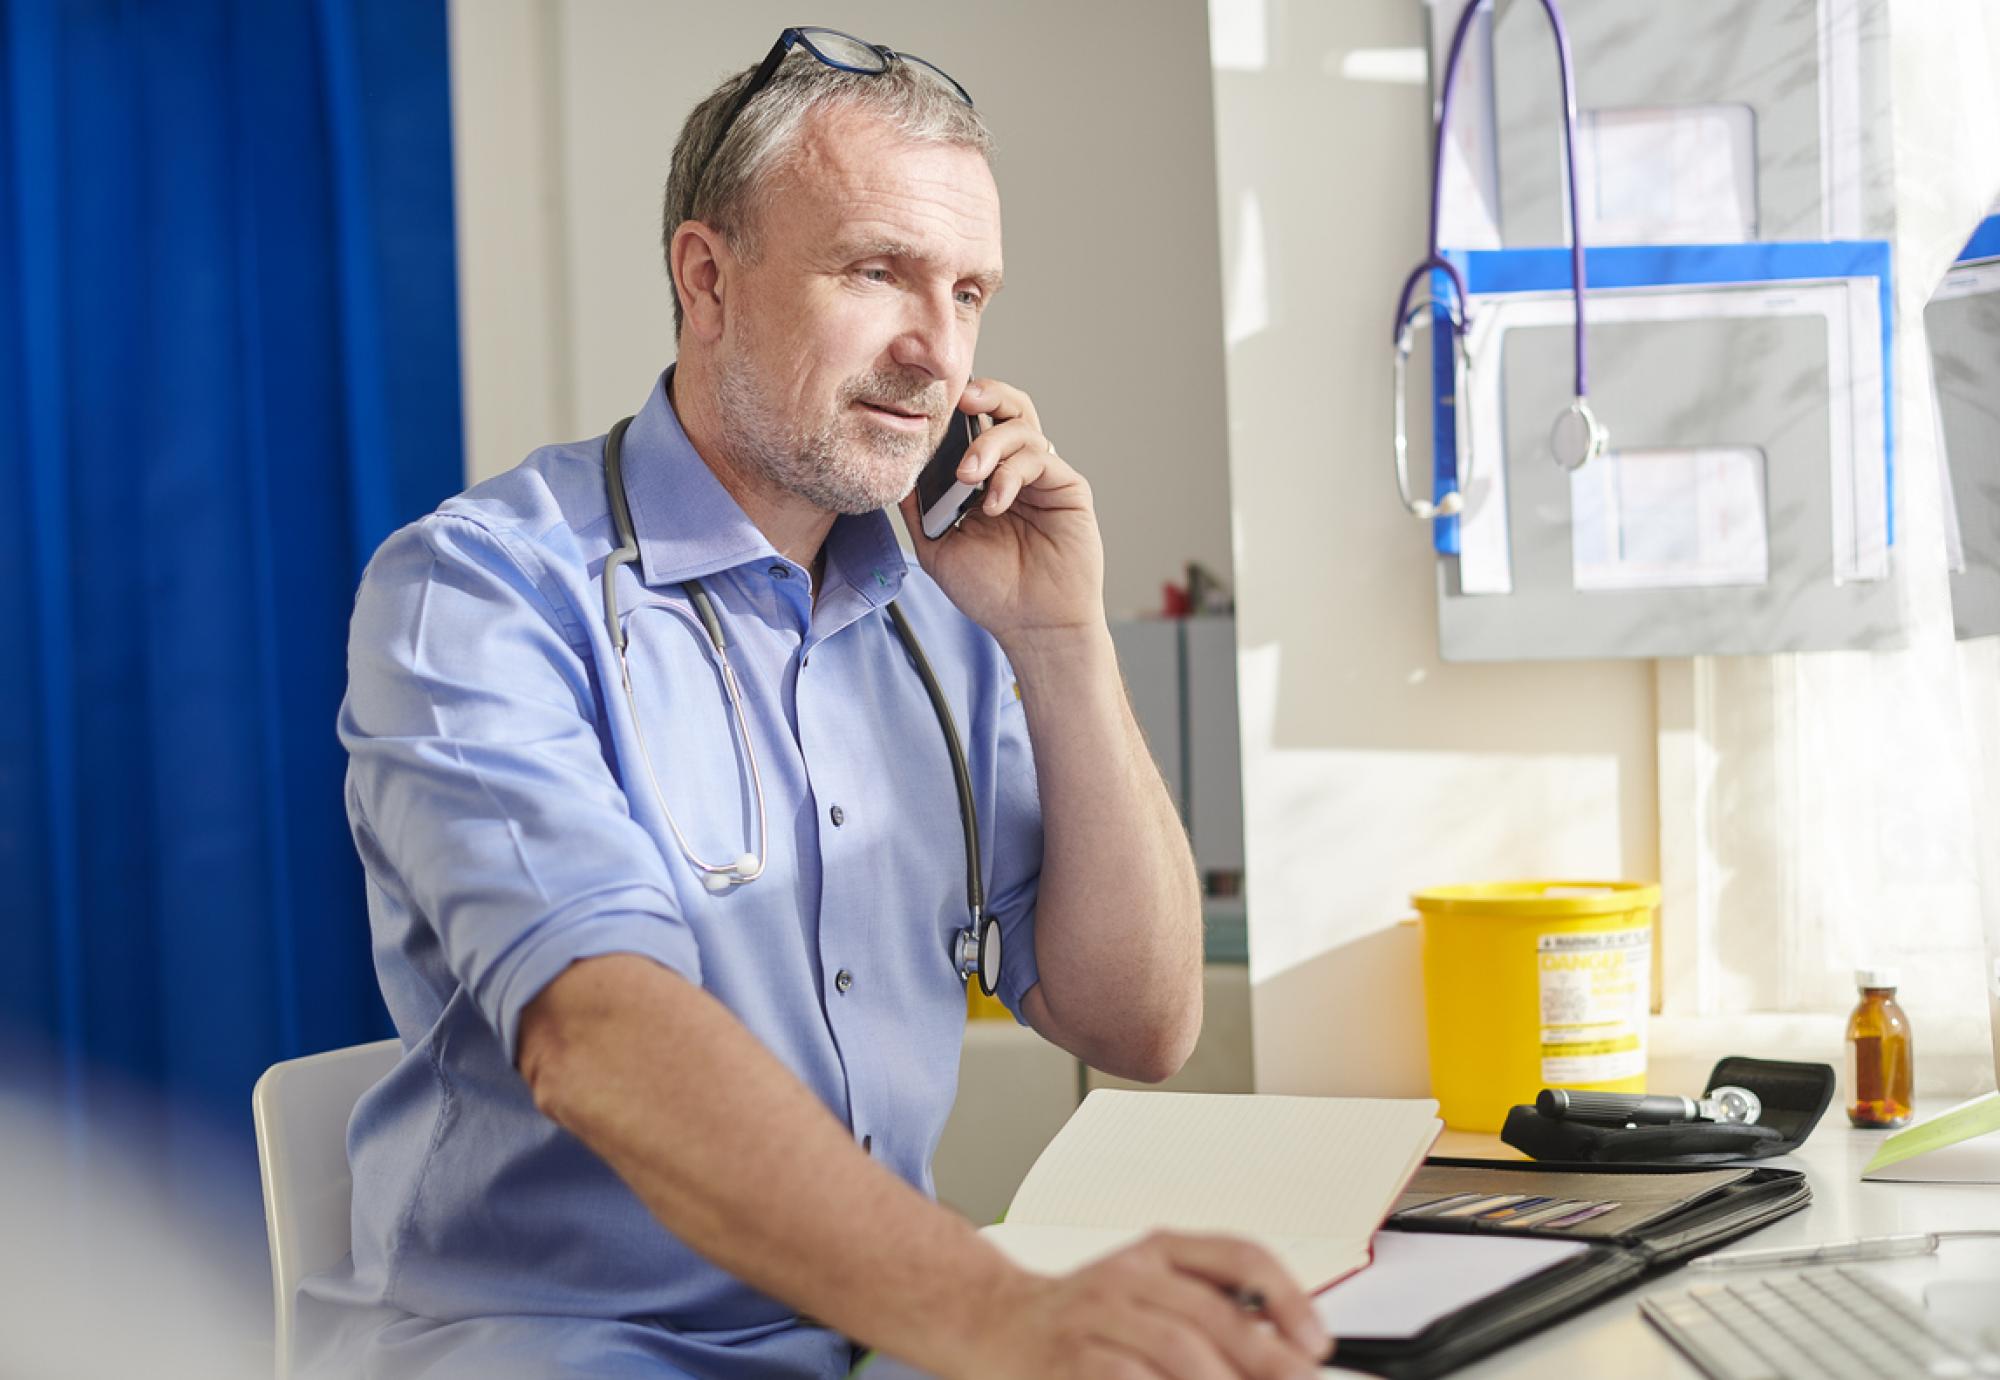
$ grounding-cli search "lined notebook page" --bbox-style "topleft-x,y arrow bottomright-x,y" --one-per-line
983,1091 -> 1440,1284
981,1223 -> 1372,1292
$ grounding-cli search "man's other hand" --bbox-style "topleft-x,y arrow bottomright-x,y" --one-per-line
966,1231 -> 1333,1380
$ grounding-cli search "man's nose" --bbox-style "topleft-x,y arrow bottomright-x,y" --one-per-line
890,289 -> 968,381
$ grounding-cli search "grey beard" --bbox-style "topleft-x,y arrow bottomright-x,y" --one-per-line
717,361 -> 947,515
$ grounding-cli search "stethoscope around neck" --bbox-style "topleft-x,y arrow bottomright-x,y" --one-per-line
1392,0 -> 1609,523
600,416 -> 1001,997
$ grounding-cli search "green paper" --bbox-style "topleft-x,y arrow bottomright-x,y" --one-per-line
1862,1091 -> 2000,1175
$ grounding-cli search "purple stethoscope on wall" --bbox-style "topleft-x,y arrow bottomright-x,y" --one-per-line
1391,0 -> 1609,522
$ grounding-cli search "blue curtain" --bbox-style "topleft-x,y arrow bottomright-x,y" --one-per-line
0,0 -> 462,1142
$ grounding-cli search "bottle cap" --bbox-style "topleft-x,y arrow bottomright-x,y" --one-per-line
1855,967 -> 1900,990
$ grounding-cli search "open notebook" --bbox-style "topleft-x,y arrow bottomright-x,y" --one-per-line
980,1090 -> 1442,1292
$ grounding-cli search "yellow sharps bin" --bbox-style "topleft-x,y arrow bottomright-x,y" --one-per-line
967,984 -> 1011,1021
1414,880 -> 1659,1132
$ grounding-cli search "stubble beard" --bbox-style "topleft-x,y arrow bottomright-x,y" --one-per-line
717,344 -> 948,516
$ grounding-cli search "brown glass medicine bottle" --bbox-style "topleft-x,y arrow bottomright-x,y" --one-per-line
1845,969 -> 1913,1128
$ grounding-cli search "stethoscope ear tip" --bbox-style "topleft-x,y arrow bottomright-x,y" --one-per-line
1404,492 -> 1464,522
700,854 -> 763,892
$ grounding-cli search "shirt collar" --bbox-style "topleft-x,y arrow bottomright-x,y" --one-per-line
618,368 -> 909,607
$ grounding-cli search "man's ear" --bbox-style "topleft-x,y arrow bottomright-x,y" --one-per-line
670,221 -> 733,343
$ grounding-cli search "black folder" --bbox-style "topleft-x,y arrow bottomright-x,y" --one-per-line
1330,1157 -> 1811,1378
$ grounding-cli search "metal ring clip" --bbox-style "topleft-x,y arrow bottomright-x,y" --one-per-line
1393,296 -> 1474,521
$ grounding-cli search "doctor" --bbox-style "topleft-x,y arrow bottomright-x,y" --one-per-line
305,28 -> 1330,1380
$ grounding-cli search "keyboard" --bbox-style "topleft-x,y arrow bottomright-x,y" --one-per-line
1640,1266 -> 2000,1379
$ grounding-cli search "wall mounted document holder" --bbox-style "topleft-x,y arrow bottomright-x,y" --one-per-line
1929,216 -> 2000,641
1485,0 -> 1891,247
1431,240 -> 1899,662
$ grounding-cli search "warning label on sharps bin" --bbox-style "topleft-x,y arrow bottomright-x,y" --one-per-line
1538,929 -> 1649,1084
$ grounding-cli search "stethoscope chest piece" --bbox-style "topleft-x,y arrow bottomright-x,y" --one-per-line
956,915 -> 1000,998
1550,397 -> 1609,473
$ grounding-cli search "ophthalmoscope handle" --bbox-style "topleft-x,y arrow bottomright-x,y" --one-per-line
1536,1089 -> 1698,1124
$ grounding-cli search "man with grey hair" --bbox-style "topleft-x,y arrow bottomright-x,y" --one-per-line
303,28 -> 1330,1380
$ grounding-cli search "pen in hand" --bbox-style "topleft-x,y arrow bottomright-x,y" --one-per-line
1230,1284 -> 1336,1365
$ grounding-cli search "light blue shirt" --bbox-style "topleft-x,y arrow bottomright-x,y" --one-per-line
297,370 -> 1044,1378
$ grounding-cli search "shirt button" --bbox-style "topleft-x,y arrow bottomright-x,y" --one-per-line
835,969 -> 853,994
768,564 -> 790,580
829,804 -> 845,827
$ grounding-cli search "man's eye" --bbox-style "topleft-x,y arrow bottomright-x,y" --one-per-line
955,288 -> 984,309
858,267 -> 893,284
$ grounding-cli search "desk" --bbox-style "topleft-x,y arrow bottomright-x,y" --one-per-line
865,1106 -> 2000,1380
1328,1109 -> 2000,1377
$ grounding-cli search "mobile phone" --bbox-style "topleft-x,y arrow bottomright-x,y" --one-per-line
915,410 -> 989,541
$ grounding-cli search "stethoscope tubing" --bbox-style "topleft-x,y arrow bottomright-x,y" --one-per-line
1391,0 -> 1605,520
599,415 -> 996,991
614,601 -> 770,887
1422,0 -> 1590,400
887,601 -> 984,923
603,417 -> 769,888
1432,0 -> 1584,398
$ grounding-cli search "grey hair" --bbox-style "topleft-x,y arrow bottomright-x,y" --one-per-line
662,48 -> 994,337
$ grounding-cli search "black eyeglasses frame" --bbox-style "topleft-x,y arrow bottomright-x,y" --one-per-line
689,26 -> 974,209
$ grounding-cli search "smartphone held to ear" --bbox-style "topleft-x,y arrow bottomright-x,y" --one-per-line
915,410 -> 989,541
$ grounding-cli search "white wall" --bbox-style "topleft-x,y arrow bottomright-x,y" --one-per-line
452,0 -> 1664,1105
447,2 -> 2000,1118
1207,0 -> 1660,1096
447,0 -> 1237,621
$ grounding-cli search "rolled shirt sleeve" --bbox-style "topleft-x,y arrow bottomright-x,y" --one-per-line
339,513 -> 700,1061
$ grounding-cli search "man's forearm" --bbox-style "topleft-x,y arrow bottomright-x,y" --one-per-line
1003,624 -> 1204,1081
517,954 -> 1024,1374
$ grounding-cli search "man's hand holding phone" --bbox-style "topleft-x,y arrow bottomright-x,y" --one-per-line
897,377 -> 1105,651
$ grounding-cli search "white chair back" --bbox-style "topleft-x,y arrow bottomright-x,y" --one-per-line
251,1039 -> 400,1378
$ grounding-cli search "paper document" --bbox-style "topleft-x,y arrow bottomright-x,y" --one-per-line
1570,446 -> 1770,591
1576,104 -> 1759,246
980,1091 -> 1441,1291
1862,1092 -> 2000,1183
1313,1230 -> 1589,1341
1820,0 -> 1866,239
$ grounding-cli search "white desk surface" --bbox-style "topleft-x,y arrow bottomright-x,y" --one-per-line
1322,1108 -> 2000,1377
